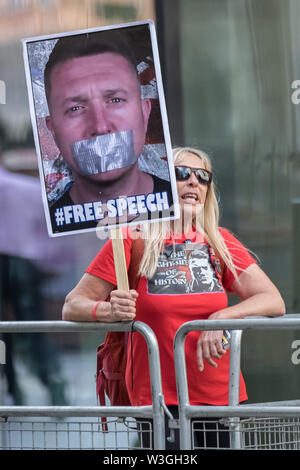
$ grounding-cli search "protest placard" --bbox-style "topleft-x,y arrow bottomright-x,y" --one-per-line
23,21 -> 178,238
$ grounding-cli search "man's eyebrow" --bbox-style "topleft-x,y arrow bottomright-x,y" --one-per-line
61,95 -> 88,106
103,88 -> 129,97
61,89 -> 129,106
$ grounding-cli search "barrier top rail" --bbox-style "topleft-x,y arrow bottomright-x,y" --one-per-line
174,314 -> 300,336
173,314 -> 300,405
0,320 -> 137,333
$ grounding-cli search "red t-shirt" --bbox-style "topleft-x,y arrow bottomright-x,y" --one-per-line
86,227 -> 256,406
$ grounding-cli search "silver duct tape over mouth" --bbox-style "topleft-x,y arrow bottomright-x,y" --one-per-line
71,130 -> 136,176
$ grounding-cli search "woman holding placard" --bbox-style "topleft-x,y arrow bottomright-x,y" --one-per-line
63,146 -> 285,448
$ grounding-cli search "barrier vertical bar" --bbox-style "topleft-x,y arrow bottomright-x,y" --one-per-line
134,321 -> 166,450
228,329 -> 243,449
173,325 -> 192,450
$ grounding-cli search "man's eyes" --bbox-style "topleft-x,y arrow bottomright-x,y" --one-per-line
109,97 -> 125,104
65,105 -> 84,115
64,97 -> 126,115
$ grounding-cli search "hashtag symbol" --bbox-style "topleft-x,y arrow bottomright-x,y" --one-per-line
54,207 -> 65,226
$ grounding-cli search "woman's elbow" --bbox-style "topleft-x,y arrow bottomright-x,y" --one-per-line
278,299 -> 286,316
62,293 -> 74,321
273,294 -> 286,317
62,305 -> 70,321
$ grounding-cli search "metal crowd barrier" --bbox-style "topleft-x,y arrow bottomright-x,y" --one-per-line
1,315 -> 300,450
174,314 -> 300,450
0,321 -> 167,450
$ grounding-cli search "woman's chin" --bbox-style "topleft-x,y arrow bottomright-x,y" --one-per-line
180,202 -> 204,221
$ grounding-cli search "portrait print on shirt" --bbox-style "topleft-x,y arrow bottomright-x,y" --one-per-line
22,21 -> 178,237
147,243 -> 224,295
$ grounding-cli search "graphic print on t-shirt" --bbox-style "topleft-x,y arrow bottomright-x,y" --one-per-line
147,242 -> 224,295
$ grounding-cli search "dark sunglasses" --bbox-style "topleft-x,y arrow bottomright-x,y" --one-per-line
175,166 -> 213,185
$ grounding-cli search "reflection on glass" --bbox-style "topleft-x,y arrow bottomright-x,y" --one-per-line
179,0 -> 299,403
0,0 -> 155,408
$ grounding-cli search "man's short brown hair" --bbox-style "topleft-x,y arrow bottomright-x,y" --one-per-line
44,29 -> 138,107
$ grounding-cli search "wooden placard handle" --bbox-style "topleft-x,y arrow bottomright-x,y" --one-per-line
110,227 -> 129,291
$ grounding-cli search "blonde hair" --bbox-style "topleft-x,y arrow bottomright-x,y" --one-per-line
138,147 -> 239,279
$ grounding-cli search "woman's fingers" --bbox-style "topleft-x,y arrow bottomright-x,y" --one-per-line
111,289 -> 138,299
110,289 -> 138,321
197,331 -> 227,371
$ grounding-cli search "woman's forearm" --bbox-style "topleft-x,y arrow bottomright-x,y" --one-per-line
209,292 -> 286,321
62,293 -> 111,322
197,292 -> 285,371
62,288 -> 138,323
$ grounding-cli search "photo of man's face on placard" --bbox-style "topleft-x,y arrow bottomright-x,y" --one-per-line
23,22 -> 177,236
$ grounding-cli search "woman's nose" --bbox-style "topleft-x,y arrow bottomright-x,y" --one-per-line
187,171 -> 199,186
